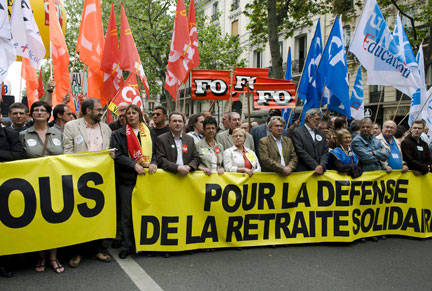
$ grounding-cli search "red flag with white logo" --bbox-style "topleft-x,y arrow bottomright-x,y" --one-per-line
188,0 -> 199,69
119,3 -> 150,99
108,73 -> 143,115
101,3 -> 123,102
253,77 -> 296,109
164,0 -> 193,101
38,68 -> 45,98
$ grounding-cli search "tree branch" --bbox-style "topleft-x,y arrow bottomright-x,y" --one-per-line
390,0 -> 417,43
277,0 -> 291,24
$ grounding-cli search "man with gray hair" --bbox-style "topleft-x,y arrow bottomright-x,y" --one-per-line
259,116 -> 298,175
351,118 -> 390,171
292,109 -> 329,174
216,112 -> 255,151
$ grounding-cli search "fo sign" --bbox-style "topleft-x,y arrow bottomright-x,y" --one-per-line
192,70 -> 230,100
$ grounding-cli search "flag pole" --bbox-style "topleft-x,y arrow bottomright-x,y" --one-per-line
392,93 -> 404,121
228,67 -> 234,111
247,81 -> 251,130
286,108 -> 294,129
373,87 -> 384,124
398,89 -> 432,126
175,87 -> 179,111
181,80 -> 187,114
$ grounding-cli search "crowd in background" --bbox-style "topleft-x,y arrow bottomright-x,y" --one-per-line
1,97 -> 432,278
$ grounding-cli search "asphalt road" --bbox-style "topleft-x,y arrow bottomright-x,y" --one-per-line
2,237 -> 432,291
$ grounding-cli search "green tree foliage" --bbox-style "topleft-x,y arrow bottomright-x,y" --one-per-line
61,0 -> 246,101
244,0 -> 332,79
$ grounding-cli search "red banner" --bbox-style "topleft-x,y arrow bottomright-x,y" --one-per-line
232,67 -> 269,100
253,77 -> 296,109
191,70 -> 231,100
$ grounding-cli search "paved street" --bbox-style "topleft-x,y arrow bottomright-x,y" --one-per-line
2,237 -> 432,291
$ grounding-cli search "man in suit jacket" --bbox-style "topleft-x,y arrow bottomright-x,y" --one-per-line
63,98 -> 112,154
216,112 -> 255,151
259,116 -> 297,175
62,98 -> 112,267
156,112 -> 200,175
292,109 -> 329,174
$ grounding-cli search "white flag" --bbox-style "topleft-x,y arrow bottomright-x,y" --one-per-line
10,0 -> 45,68
423,87 -> 432,136
349,0 -> 420,89
0,0 -> 16,84
408,45 -> 427,125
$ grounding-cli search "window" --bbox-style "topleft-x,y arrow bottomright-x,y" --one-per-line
369,85 -> 384,103
343,25 -> 351,48
231,20 -> 238,36
254,50 -> 262,68
294,34 -> 307,74
212,2 -> 218,22
231,0 -> 239,11
395,90 -> 411,101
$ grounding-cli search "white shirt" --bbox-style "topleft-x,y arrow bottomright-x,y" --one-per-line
305,124 -> 316,141
223,146 -> 261,173
187,131 -> 202,144
272,135 -> 285,167
173,134 -> 184,166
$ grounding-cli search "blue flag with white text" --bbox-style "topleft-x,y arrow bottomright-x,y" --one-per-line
350,66 -> 364,120
298,20 -> 323,124
316,16 -> 350,119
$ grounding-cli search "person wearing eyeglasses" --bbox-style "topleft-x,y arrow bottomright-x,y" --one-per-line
19,101 -> 65,273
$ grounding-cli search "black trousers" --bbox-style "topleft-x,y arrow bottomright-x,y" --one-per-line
118,183 -> 135,252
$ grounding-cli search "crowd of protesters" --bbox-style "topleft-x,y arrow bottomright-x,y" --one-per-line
1,96 -> 432,278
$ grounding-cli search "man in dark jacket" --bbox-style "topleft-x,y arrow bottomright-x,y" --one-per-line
292,109 -> 329,174
0,112 -> 25,278
401,120 -> 432,175
156,112 -> 200,175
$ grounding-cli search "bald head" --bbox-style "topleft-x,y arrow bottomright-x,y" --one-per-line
382,120 -> 396,138
117,102 -> 130,125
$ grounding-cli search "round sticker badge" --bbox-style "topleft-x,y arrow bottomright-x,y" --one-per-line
315,135 -> 323,142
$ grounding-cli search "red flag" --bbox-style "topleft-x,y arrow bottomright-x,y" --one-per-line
38,69 -> 45,98
49,0 -> 73,111
108,73 -> 143,115
164,0 -> 194,101
1,83 -> 5,96
101,3 -> 123,102
21,58 -> 39,109
253,77 -> 296,109
191,70 -> 230,100
76,0 -> 105,104
119,3 -> 150,99
188,0 -> 199,69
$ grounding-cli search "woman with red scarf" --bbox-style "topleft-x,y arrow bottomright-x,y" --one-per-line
110,104 -> 157,259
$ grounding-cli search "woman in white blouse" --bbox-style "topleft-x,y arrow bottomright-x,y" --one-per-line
223,127 -> 260,176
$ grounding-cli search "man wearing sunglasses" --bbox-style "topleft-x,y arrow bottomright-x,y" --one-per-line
151,105 -> 170,137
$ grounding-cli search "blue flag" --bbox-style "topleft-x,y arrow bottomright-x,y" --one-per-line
297,19 -> 322,103
285,47 -> 292,81
298,20 -> 323,124
350,66 -> 364,120
282,47 -> 293,128
316,16 -> 350,119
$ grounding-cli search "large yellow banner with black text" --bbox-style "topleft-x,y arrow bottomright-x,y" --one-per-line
0,151 -> 116,256
133,170 -> 432,252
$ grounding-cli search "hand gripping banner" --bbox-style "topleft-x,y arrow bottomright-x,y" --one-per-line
0,151 -> 116,256
132,170 -> 432,252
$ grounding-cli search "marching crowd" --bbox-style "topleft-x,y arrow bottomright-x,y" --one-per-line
1,98 -> 432,278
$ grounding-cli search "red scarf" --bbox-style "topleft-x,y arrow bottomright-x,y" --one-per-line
126,123 -> 151,166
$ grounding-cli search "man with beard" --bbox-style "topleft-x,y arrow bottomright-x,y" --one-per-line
63,98 -> 113,267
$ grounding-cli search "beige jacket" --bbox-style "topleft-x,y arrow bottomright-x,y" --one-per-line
63,118 -> 112,153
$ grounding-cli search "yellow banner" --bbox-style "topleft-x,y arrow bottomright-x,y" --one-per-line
0,151 -> 116,256
133,170 -> 432,252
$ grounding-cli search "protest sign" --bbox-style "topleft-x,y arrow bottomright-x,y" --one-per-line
0,151 -> 116,256
133,171 -> 432,252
